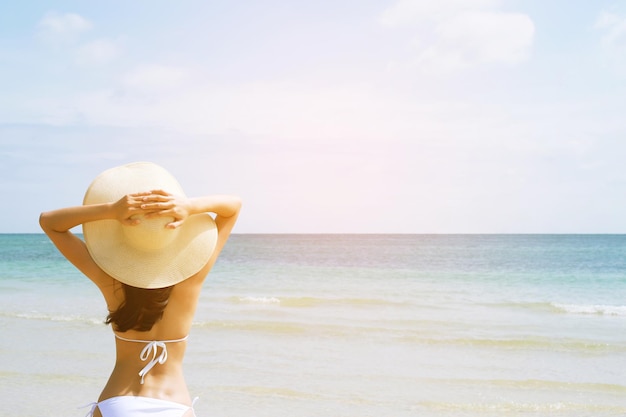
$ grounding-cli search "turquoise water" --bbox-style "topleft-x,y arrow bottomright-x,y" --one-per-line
1,234 -> 626,416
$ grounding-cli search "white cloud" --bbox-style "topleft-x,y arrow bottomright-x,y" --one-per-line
121,65 -> 189,92
75,39 -> 119,65
381,0 -> 497,26
595,10 -> 623,29
594,11 -> 626,69
38,12 -> 92,42
416,11 -> 534,72
381,0 -> 534,73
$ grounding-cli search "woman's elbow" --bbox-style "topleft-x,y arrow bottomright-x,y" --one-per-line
228,196 -> 242,218
39,211 -> 62,234
39,212 -> 51,232
232,196 -> 243,212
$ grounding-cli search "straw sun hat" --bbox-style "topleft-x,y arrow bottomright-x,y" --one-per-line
82,162 -> 217,289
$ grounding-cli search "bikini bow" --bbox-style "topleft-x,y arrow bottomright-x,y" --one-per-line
138,340 -> 168,384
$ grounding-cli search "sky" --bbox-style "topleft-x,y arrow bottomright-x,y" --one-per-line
1,0 -> 626,233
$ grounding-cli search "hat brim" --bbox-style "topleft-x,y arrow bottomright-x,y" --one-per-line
82,162 -> 217,289
83,214 -> 216,289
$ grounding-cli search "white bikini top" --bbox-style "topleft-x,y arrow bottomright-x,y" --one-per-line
114,333 -> 189,384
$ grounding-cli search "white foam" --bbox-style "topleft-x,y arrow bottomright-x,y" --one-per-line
2,311 -> 103,324
238,296 -> 281,304
552,303 -> 626,316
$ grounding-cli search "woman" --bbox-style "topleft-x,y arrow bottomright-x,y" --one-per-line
39,162 -> 242,417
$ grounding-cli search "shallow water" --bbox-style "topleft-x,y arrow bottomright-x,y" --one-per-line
1,234 -> 626,416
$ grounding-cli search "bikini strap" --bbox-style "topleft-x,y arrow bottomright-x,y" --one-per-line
113,333 -> 189,383
191,397 -> 199,417
79,402 -> 98,417
114,333 -> 189,344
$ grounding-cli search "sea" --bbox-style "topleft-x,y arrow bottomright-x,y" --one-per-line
1,234 -> 626,417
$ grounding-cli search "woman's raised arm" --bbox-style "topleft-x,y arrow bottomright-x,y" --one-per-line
39,193 -> 155,289
139,191 -> 242,270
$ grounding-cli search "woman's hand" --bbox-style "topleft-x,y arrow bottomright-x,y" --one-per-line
111,192 -> 154,226
139,190 -> 191,229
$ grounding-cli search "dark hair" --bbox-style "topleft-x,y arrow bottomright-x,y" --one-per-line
106,283 -> 174,332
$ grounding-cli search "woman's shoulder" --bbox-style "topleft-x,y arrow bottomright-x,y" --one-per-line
161,278 -> 204,322
173,269 -> 207,294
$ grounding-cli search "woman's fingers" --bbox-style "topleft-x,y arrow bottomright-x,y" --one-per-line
129,190 -> 172,202
136,191 -> 173,209
143,207 -> 178,218
140,201 -> 173,211
122,217 -> 141,226
166,219 -> 184,229
121,191 -> 185,229
130,190 -> 169,196
150,189 -> 170,195
141,192 -> 172,205
144,195 -> 171,203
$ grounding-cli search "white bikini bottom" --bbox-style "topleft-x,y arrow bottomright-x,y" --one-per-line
83,395 -> 197,417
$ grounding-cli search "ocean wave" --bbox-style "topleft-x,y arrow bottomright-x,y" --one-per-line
192,319 -> 626,353
397,335 -> 623,353
485,378 -> 626,393
194,319 -> 307,334
212,385 -> 322,400
552,303 -> 626,316
419,399 -> 626,414
229,295 -> 403,308
492,301 -> 626,317
194,319 -> 419,337
236,296 -> 281,304
0,311 -> 102,325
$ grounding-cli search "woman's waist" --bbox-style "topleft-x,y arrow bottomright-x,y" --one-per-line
112,341 -> 188,386
105,332 -> 190,399
100,365 -> 190,403
112,355 -> 185,373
